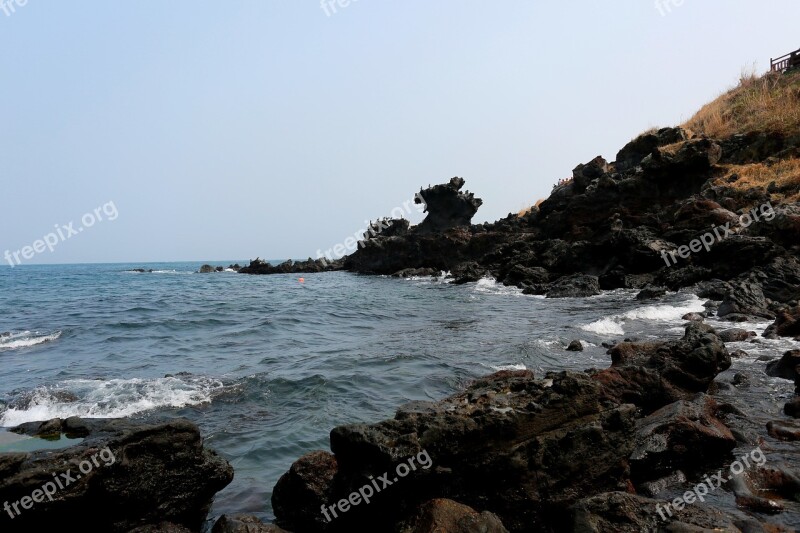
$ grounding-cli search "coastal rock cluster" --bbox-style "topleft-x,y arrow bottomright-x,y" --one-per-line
229,122 -> 800,531
7,90 -> 800,531
266,324 -> 795,532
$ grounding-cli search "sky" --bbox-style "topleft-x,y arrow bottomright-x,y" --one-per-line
1,1 -> 798,265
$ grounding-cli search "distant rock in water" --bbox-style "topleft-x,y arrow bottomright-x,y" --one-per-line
239,257 -> 344,275
198,264 -> 243,273
127,268 -> 153,273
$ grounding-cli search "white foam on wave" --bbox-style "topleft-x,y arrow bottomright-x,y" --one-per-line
473,276 -> 524,296
0,331 -> 61,351
581,295 -> 706,336
488,363 -> 527,371
581,317 -> 625,336
0,375 -> 224,427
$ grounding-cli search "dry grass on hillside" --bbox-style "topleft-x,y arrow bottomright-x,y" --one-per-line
719,157 -> 800,202
518,198 -> 546,217
684,68 -> 800,138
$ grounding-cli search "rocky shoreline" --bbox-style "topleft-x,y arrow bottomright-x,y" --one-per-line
4,84 -> 800,531
235,121 -> 798,531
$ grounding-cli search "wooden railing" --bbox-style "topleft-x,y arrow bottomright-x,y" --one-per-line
771,48 -> 800,72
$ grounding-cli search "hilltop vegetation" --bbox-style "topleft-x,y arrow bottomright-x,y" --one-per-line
685,68 -> 800,138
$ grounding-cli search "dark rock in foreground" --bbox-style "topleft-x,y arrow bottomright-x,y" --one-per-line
593,323 -> 731,412
569,491 -> 787,532
765,306 -> 800,339
271,325 -> 738,533
0,418 -> 233,533
403,499 -> 509,533
765,350 -> 800,392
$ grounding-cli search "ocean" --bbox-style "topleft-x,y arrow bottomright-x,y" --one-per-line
0,262 -> 796,526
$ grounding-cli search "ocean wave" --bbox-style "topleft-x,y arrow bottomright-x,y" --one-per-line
0,374 -> 225,427
473,276 -> 524,296
0,331 -> 62,351
581,317 -> 625,336
488,363 -> 527,371
580,295 -> 705,336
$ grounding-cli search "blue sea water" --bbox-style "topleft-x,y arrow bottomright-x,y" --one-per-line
0,262 -> 795,526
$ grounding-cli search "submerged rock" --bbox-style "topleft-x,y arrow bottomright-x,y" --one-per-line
566,340 -> 584,352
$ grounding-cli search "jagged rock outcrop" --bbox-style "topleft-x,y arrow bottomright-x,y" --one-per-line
239,121 -> 800,318
0,418 -> 233,532
413,177 -> 483,234
271,324 -> 738,533
593,323 -> 731,412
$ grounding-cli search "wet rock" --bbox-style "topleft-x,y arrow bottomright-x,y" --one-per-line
750,466 -> 800,502
594,323 -> 731,412
501,264 -> 550,287
0,418 -> 233,532
546,274 -> 601,298
566,340 -> 584,352
569,491 -> 751,532
199,264 -> 216,273
450,262 -> 490,285
392,267 -> 439,278
274,370 -> 639,532
729,349 -> 748,358
717,328 -> 757,343
785,398 -> 800,418
635,285 -> 667,300
765,350 -> 800,383
717,280 -> 775,320
767,420 -> 800,441
629,394 -> 735,479
637,470 -> 686,497
682,312 -> 705,322
403,499 -> 509,533
764,306 -> 800,339
732,373 -> 750,387
728,473 -> 785,515
212,515 -> 290,533
695,279 -> 729,300
272,451 -> 338,533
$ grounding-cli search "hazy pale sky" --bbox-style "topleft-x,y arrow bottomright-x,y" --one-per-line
1,1 -> 798,264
